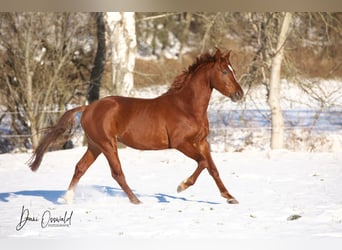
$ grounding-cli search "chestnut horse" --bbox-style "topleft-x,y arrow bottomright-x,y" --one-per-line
28,48 -> 244,204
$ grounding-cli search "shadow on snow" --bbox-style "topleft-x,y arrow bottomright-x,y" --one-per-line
0,185 -> 220,205
0,190 -> 65,204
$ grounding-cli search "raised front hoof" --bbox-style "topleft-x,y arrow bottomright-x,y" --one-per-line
177,181 -> 188,193
227,198 -> 239,204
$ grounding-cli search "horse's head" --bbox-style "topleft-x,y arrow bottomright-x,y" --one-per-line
210,49 -> 244,102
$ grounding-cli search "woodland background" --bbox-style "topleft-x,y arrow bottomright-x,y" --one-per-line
0,12 -> 341,153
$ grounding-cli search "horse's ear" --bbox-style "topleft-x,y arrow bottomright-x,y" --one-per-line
225,50 -> 232,60
214,48 -> 222,62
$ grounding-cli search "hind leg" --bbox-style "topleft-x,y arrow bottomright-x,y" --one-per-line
102,142 -> 141,204
64,143 -> 100,203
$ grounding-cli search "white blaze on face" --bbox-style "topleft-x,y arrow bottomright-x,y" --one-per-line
228,64 -> 233,72
227,64 -> 237,82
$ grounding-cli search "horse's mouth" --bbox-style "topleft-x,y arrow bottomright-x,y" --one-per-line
230,90 -> 244,102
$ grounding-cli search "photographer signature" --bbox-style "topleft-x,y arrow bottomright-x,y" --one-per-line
16,206 -> 73,231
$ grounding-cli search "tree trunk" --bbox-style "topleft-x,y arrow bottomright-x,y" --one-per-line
87,12 -> 106,104
105,12 -> 136,96
23,18 -> 39,149
268,12 -> 293,149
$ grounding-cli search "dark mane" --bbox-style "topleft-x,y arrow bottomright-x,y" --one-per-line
164,52 -> 217,95
187,52 -> 216,74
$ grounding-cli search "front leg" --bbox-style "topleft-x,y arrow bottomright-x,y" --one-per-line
205,148 -> 238,204
176,141 -> 206,193
177,161 -> 206,193
176,140 -> 238,204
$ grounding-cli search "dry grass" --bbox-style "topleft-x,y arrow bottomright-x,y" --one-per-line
100,42 -> 341,94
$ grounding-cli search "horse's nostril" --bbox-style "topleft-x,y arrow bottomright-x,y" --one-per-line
232,89 -> 244,102
235,91 -> 242,100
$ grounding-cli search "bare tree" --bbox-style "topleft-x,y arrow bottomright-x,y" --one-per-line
105,12 -> 137,96
268,12 -> 293,149
0,13 -> 93,150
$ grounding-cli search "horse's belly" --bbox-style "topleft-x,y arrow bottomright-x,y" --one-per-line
117,127 -> 169,150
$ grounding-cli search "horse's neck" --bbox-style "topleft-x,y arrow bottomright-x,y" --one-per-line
177,68 -> 213,118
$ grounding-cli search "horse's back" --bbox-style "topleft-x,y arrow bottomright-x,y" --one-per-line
81,95 -> 171,150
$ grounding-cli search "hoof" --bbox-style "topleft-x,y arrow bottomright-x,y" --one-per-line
177,181 -> 188,193
57,197 -> 68,204
130,198 -> 142,205
62,190 -> 74,204
227,198 -> 239,204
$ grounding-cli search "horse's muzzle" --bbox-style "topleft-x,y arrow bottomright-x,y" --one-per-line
230,89 -> 244,102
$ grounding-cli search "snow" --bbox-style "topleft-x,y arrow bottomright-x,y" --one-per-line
1,146 -> 342,241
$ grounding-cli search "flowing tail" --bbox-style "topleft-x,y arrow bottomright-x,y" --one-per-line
28,106 -> 87,172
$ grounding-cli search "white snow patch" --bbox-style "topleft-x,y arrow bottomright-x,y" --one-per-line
1,147 -> 342,240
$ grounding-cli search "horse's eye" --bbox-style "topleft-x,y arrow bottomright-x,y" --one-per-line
222,70 -> 228,75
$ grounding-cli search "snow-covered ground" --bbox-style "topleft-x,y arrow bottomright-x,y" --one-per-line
1,147 -> 342,240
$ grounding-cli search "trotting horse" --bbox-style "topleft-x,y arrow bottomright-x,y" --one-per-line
28,48 -> 244,204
